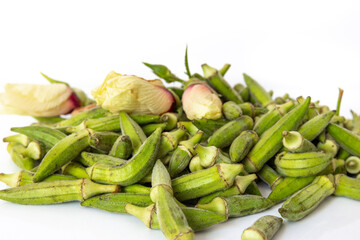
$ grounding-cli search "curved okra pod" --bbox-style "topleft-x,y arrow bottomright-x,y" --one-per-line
57,106 -> 108,127
87,128 -> 162,186
81,193 -> 153,213
345,156 -> 360,174
192,118 -> 228,136
33,128 -> 92,182
197,174 -> 257,204
230,130 -> 259,163
275,151 -> 332,177
128,114 -> 162,125
79,152 -> 126,167
142,123 -> 168,136
243,73 -> 273,107
7,143 -> 36,170
66,115 -> 121,133
222,101 -> 243,120
243,97 -> 311,173
281,131 -> 317,153
172,163 -> 243,201
253,101 -> 295,136
298,111 -> 335,141
208,116 -> 253,148
0,179 -> 119,205
3,134 -> 30,147
157,128 -> 187,158
120,112 -> 147,154
161,112 -> 178,131
334,174 -> 360,200
257,165 -> 283,190
177,122 -> 199,136
267,176 -> 315,203
151,160 -> 173,202
61,162 -> 89,179
89,132 -> 120,153
126,204 -> 227,231
108,135 -> 132,159
123,184 -> 151,194
168,131 -> 203,177
241,215 -> 283,240
0,170 -> 76,187
11,126 -> 66,149
279,175 -> 335,221
328,123 -> 360,158
202,64 -> 243,104
196,195 -> 274,218
156,186 -> 195,240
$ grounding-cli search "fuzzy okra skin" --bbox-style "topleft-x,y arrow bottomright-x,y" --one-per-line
151,160 -> 173,202
243,73 -> 273,107
87,128 -> 162,186
243,97 -> 311,173
334,174 -> 360,200
208,116 -> 253,149
241,215 -> 283,240
298,110 -> 335,141
33,128 -> 92,182
89,132 -> 120,153
109,135 -> 132,159
79,152 -> 127,167
327,123 -> 360,158
0,179 -> 119,205
279,175 -> 335,221
258,165 -> 283,190
229,130 -> 259,163
172,163 -> 243,201
81,193 -> 153,213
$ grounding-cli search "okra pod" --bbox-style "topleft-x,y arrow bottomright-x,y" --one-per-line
281,131 -> 317,153
79,152 -> 126,167
334,174 -> 360,200
157,128 -> 187,158
129,114 -> 162,125
328,123 -> 360,158
108,135 -> 132,159
120,112 -> 147,154
241,215 -> 283,240
298,111 -> 335,141
142,123 -> 168,136
57,106 -> 108,127
7,143 -> 36,170
151,160 -> 173,202
243,73 -> 273,107
345,156 -> 360,174
123,184 -> 151,194
189,156 -> 204,173
21,141 -> 45,160
89,132 -> 120,153
317,139 -> 339,158
229,130 -> 259,163
62,162 -> 89,179
3,134 -> 30,147
192,118 -> 228,136
222,101 -> 242,120
66,115 -> 121,133
258,165 -> 283,190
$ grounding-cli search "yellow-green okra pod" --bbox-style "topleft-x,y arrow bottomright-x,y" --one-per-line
243,97 -> 311,173
66,115 -> 121,133
79,152 -> 126,167
33,128 -> 92,182
345,156 -> 360,174
317,139 -> 339,158
120,112 -> 147,154
328,123 -> 360,158
86,128 -> 162,186
334,174 -> 360,200
0,179 -> 119,205
61,162 -> 89,179
151,160 -> 173,202
7,143 -> 36,170
279,175 -> 335,221
89,132 -> 120,153
298,110 -> 335,141
257,165 -> 283,190
172,163 -> 243,201
241,215 -> 283,240
230,130 -> 259,163
222,101 -> 243,120
243,73 -> 273,107
3,134 -> 30,147
157,127 -> 187,158
108,135 -> 132,159
208,116 -> 253,148
192,118 -> 229,136
56,106 -> 108,127
281,131 -> 317,153
123,184 -> 151,194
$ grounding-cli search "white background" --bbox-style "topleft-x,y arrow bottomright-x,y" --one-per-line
0,1 -> 360,239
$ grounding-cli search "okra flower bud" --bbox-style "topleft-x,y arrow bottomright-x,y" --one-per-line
182,84 -> 222,120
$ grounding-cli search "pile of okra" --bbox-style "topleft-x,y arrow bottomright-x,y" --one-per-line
1,60 -> 360,240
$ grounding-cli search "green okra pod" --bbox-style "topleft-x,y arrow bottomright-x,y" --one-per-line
230,130 -> 259,163
33,128 -> 92,182
157,127 -> 187,158
0,170 -> 76,187
319,158 -> 346,175
57,106 -> 108,127
161,112 -> 178,131
202,64 -> 243,104
81,193 -> 153,213
89,132 -> 120,153
258,165 -> 283,190
120,112 -> 147,154
61,162 -> 89,179
177,122 -> 199,136
172,163 -> 243,201
281,131 -> 317,153
11,126 -> 66,149
192,118 -> 229,136
337,148 -> 351,160
328,123 -> 360,158
345,156 -> 360,174
275,151 -> 332,177
66,115 -> 121,133
317,139 -> 339,157
0,179 -> 119,205
33,116 -> 65,125
189,155 -> 204,173
151,160 -> 173,202
208,116 -> 253,148
222,101 -> 243,120
197,174 -> 257,204
267,176 -> 315,203
129,114 -> 163,125
219,63 -> 231,76
298,111 -> 335,141
196,195 -> 274,218
123,184 -> 151,194
108,135 -> 132,159
238,103 -> 256,118
195,145 -> 230,168
243,73 -> 273,107
334,174 -> 360,200
243,97 -> 311,173
87,128 -> 162,186
253,101 -> 295,136
79,152 -> 126,167
7,143 -> 36,170
241,215 -> 283,240
142,123 -> 168,136
21,141 -> 45,160
279,174 -> 335,221
3,134 -> 30,147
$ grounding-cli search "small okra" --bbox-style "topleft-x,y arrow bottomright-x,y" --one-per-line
172,163 -> 243,201
3,134 -> 30,147
87,128 -> 162,186
89,132 -> 120,153
21,141 -> 45,160
79,152 -> 127,167
317,139 -> 339,158
197,174 -> 257,204
157,127 -> 187,158
327,123 -> 360,158
142,123 -> 168,136
192,118 -> 229,136
188,155 -> 204,173
243,97 -> 311,173
230,130 -> 259,163
345,156 -> 360,174
81,193 -> 153,213
7,143 -> 36,171
257,165 -> 283,190
33,128 -> 93,182
196,195 -> 274,218
334,174 -> 360,200
279,174 -> 335,221
66,115 -> 121,133
243,73 -> 273,107
120,111 -> 147,154
61,162 -> 89,179
241,215 -> 283,240
128,114 -> 163,125
281,131 -> 317,153
222,101 -> 243,120
108,135 -> 132,159
0,179 -> 119,205
161,112 -> 178,131
123,184 -> 151,195
56,106 -> 108,127
297,110 -> 335,141
208,116 -> 253,149
151,160 -> 173,202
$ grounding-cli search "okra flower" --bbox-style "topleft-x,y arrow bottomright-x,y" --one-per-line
0,83 -> 80,117
91,71 -> 175,115
182,84 -> 222,120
